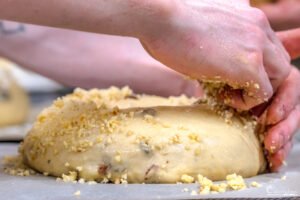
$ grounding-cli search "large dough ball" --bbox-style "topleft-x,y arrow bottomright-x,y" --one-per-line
21,87 -> 266,183
0,59 -> 29,127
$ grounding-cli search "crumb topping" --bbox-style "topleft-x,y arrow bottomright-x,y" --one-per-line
181,174 -> 195,183
6,86 -> 264,187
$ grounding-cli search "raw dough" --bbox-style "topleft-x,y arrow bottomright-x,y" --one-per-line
21,87 -> 266,183
0,59 -> 29,127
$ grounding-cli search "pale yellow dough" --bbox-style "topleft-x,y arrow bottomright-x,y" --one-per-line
21,87 -> 266,183
0,59 -> 29,127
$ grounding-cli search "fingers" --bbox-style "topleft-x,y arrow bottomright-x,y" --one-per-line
224,67 -> 273,110
269,141 -> 293,172
277,28 -> 300,60
263,43 -> 291,91
221,87 -> 270,111
265,105 -> 300,153
263,68 -> 300,172
267,68 -> 300,125
182,80 -> 204,97
219,81 -> 273,111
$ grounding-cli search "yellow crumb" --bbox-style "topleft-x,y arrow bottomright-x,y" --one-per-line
74,190 -> 81,196
226,173 -> 246,190
144,114 -> 156,123
253,83 -> 260,89
107,138 -> 112,144
126,130 -> 134,136
185,146 -> 191,151
181,174 -> 195,183
43,172 -> 49,176
250,181 -> 261,187
62,171 -> 77,182
38,115 -> 47,123
54,99 -> 64,108
88,181 -> 97,185
188,133 -> 201,142
121,174 -> 128,184
190,190 -> 198,196
270,146 -> 276,153
198,174 -> 213,194
194,148 -> 201,156
170,134 -> 181,144
211,183 -> 227,193
2,156 -> 36,177
78,178 -> 85,184
96,136 -> 102,143
76,166 -> 83,172
114,155 -> 121,163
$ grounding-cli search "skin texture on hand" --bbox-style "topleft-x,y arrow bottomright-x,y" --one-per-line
258,0 -> 300,31
0,24 -> 200,97
253,29 -> 300,171
264,68 -> 300,172
258,28 -> 300,171
0,0 -> 291,110
141,0 -> 291,110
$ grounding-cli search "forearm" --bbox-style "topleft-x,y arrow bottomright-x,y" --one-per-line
0,23 -> 196,96
0,0 -> 176,38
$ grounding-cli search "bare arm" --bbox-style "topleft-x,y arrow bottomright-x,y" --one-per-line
0,0 -> 174,39
0,0 -> 291,110
0,23 -> 198,96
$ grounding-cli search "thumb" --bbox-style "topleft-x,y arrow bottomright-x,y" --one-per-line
277,28 -> 300,60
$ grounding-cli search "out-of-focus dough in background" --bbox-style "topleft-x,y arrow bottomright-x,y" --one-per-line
0,58 -> 29,127
0,58 -> 66,140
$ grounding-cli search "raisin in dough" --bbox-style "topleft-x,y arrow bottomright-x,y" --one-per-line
21,87 -> 266,183
0,59 -> 29,127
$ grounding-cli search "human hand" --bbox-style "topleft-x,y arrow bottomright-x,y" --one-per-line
263,67 -> 300,172
253,28 -> 300,171
141,0 -> 290,110
258,0 -> 300,31
0,24 -> 200,97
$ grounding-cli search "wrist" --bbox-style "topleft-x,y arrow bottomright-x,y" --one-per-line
134,0 -> 183,40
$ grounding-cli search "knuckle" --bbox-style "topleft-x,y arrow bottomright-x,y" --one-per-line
272,63 -> 291,83
246,25 -> 266,45
249,51 -> 263,63
251,8 -> 269,28
247,51 -> 263,70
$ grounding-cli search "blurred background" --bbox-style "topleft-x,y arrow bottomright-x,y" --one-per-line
0,58 -> 71,140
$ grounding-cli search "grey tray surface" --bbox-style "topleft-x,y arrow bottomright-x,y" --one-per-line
1,142 -> 300,200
